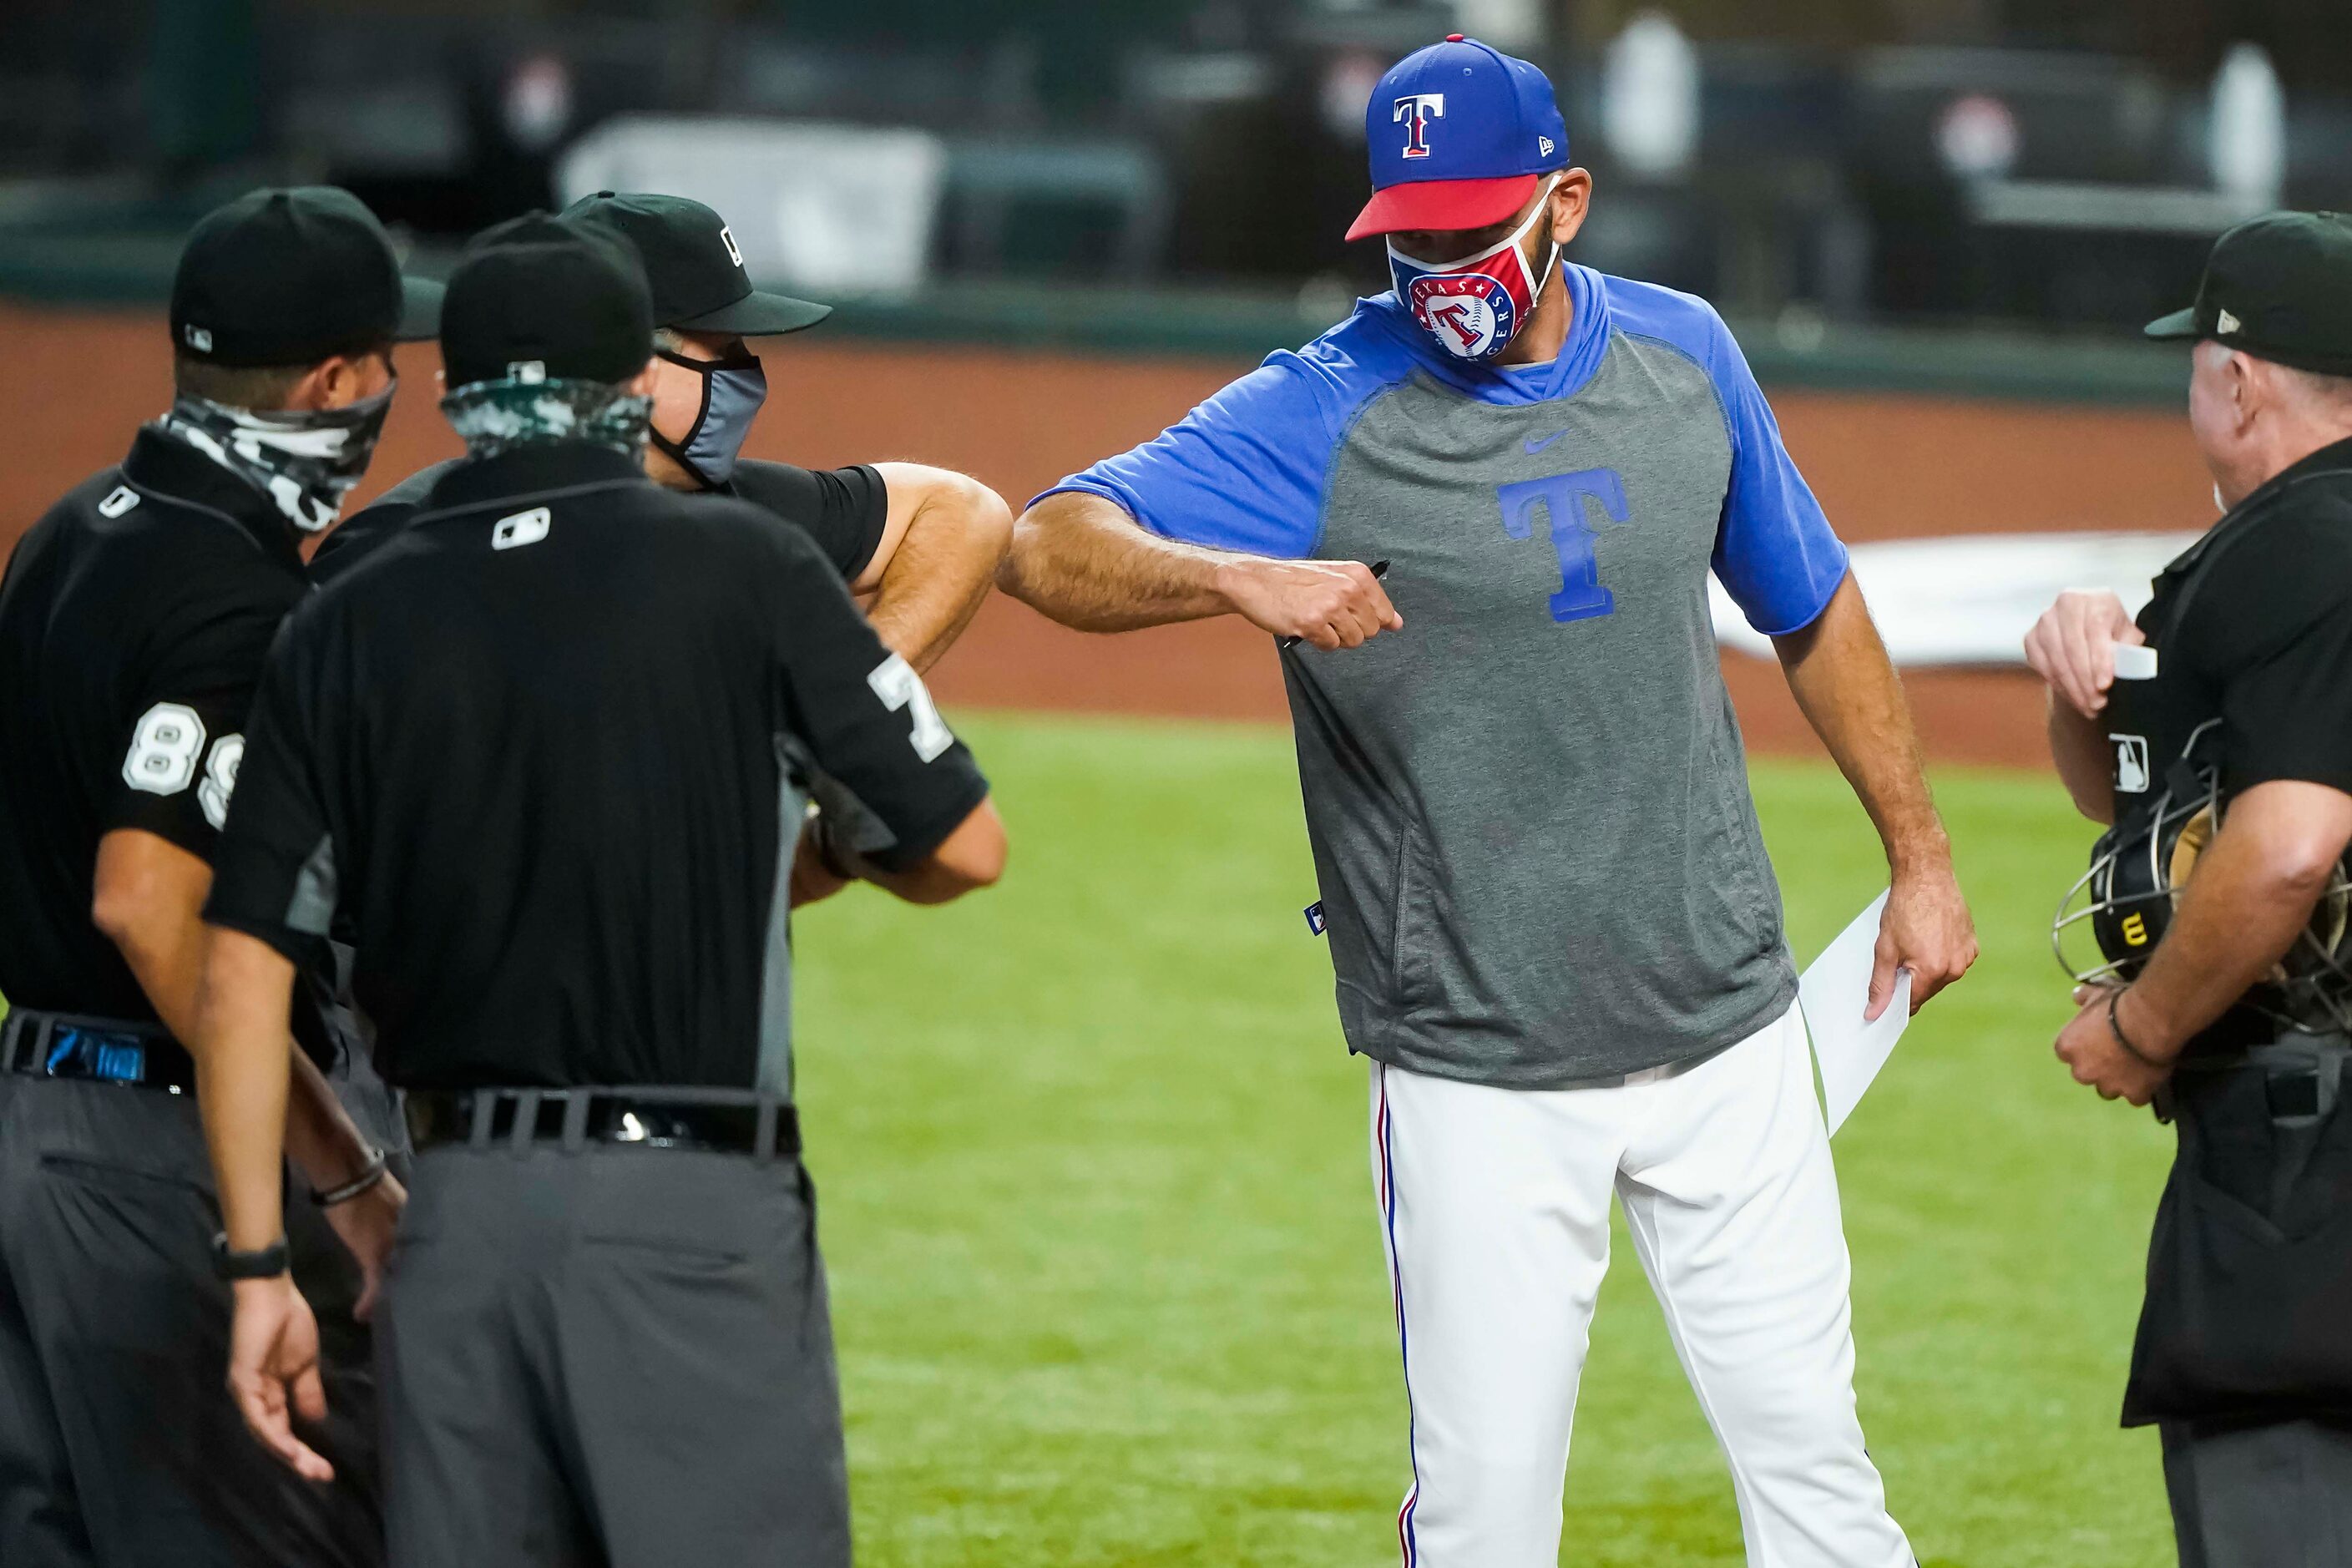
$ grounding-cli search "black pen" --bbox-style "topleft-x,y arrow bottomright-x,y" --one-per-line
1279,559 -> 1391,651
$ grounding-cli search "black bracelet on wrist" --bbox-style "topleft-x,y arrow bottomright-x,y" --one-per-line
211,1232 -> 290,1281
2106,989 -> 2168,1070
309,1147 -> 389,1208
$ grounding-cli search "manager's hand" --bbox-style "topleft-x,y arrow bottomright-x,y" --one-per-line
2024,589 -> 2142,720
1872,859 -> 1976,1019
227,1275 -> 336,1482
1216,558 -> 1401,650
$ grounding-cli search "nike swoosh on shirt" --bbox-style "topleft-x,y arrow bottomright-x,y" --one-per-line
1523,430 -> 1569,454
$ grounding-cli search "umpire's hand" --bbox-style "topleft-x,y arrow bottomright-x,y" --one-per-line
2024,589 -> 2142,718
321,1173 -> 406,1322
227,1277 -> 338,1482
1217,558 -> 1402,650
2054,983 -> 2173,1107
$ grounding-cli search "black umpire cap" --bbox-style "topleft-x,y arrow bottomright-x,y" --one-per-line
171,186 -> 442,368
440,212 -> 656,390
562,190 -> 831,336
2147,210 -> 2352,377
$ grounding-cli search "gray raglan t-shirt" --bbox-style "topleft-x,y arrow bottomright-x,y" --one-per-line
1041,268 -> 1850,1089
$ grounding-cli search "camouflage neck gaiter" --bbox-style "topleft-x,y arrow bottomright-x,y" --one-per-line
440,375 -> 652,461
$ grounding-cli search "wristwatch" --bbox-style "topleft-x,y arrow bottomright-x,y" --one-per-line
210,1232 -> 290,1281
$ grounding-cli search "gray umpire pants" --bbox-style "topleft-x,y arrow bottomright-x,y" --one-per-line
2164,1417 -> 2352,1566
377,1138 -> 848,1567
0,1071 -> 383,1568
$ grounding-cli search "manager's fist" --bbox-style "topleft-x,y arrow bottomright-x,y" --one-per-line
1216,557 -> 1402,651
2023,589 -> 2142,720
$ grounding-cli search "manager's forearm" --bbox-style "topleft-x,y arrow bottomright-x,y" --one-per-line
195,930 -> 301,1253
1000,492 -> 1245,631
1774,574 -> 1950,870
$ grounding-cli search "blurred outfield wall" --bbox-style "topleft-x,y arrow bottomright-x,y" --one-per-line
0,298 -> 2214,767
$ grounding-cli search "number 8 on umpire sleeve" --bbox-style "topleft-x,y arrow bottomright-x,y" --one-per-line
122,701 -> 207,794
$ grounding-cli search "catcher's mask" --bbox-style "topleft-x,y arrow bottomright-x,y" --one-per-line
2054,719 -> 2352,1028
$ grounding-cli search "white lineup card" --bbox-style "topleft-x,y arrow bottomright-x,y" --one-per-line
1798,892 -> 1912,1136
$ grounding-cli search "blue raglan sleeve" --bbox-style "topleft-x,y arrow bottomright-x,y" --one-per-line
1031,347 -> 1355,559
1699,308 -> 1849,635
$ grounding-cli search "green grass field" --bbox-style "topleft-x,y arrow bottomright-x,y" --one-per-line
792,710 -> 2177,1568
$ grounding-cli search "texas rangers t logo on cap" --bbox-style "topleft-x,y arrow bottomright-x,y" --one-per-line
1394,93 -> 1445,159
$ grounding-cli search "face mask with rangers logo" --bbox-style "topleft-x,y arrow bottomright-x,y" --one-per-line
1385,175 -> 1562,364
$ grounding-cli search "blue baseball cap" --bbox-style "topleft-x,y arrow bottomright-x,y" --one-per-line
1346,35 -> 1571,241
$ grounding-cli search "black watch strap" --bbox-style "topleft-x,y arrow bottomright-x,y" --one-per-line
211,1232 -> 290,1282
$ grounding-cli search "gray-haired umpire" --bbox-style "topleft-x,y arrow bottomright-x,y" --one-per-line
2028,210 -> 2352,1563
0,186 -> 432,1568
191,212 -> 1006,1567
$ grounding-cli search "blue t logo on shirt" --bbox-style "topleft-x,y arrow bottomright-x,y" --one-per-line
1497,468 -> 1631,623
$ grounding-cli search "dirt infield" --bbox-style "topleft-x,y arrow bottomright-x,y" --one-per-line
1,303 -> 2210,768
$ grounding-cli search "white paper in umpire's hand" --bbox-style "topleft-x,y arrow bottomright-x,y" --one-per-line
1798,892 -> 1912,1136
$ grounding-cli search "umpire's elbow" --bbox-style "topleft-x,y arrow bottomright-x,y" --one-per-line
921,798 -> 1009,901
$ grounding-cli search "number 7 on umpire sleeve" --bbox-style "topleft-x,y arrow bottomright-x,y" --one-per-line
866,654 -> 956,762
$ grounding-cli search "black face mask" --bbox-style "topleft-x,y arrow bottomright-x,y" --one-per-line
650,346 -> 766,488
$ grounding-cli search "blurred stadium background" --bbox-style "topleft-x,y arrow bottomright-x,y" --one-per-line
3,1 -> 2337,1561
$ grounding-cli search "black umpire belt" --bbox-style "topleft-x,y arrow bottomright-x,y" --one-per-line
2,1009 -> 195,1093
404,1085 -> 799,1159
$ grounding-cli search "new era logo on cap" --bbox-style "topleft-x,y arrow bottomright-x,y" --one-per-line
718,225 -> 743,267
183,324 -> 214,353
2217,308 -> 2242,335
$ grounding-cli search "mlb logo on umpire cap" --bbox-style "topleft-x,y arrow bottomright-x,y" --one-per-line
1347,35 -> 1571,241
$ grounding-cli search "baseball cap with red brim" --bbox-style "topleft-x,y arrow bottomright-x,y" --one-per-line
1345,35 -> 1571,242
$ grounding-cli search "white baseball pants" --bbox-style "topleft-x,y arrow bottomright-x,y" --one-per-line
1367,1004 -> 1914,1568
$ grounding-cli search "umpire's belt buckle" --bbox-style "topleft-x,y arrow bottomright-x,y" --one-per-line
45,1028 -> 148,1085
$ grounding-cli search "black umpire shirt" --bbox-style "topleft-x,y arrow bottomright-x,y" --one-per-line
311,456 -> 888,586
205,443 -> 987,1093
0,427 -> 341,1064
2105,433 -> 2352,1055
